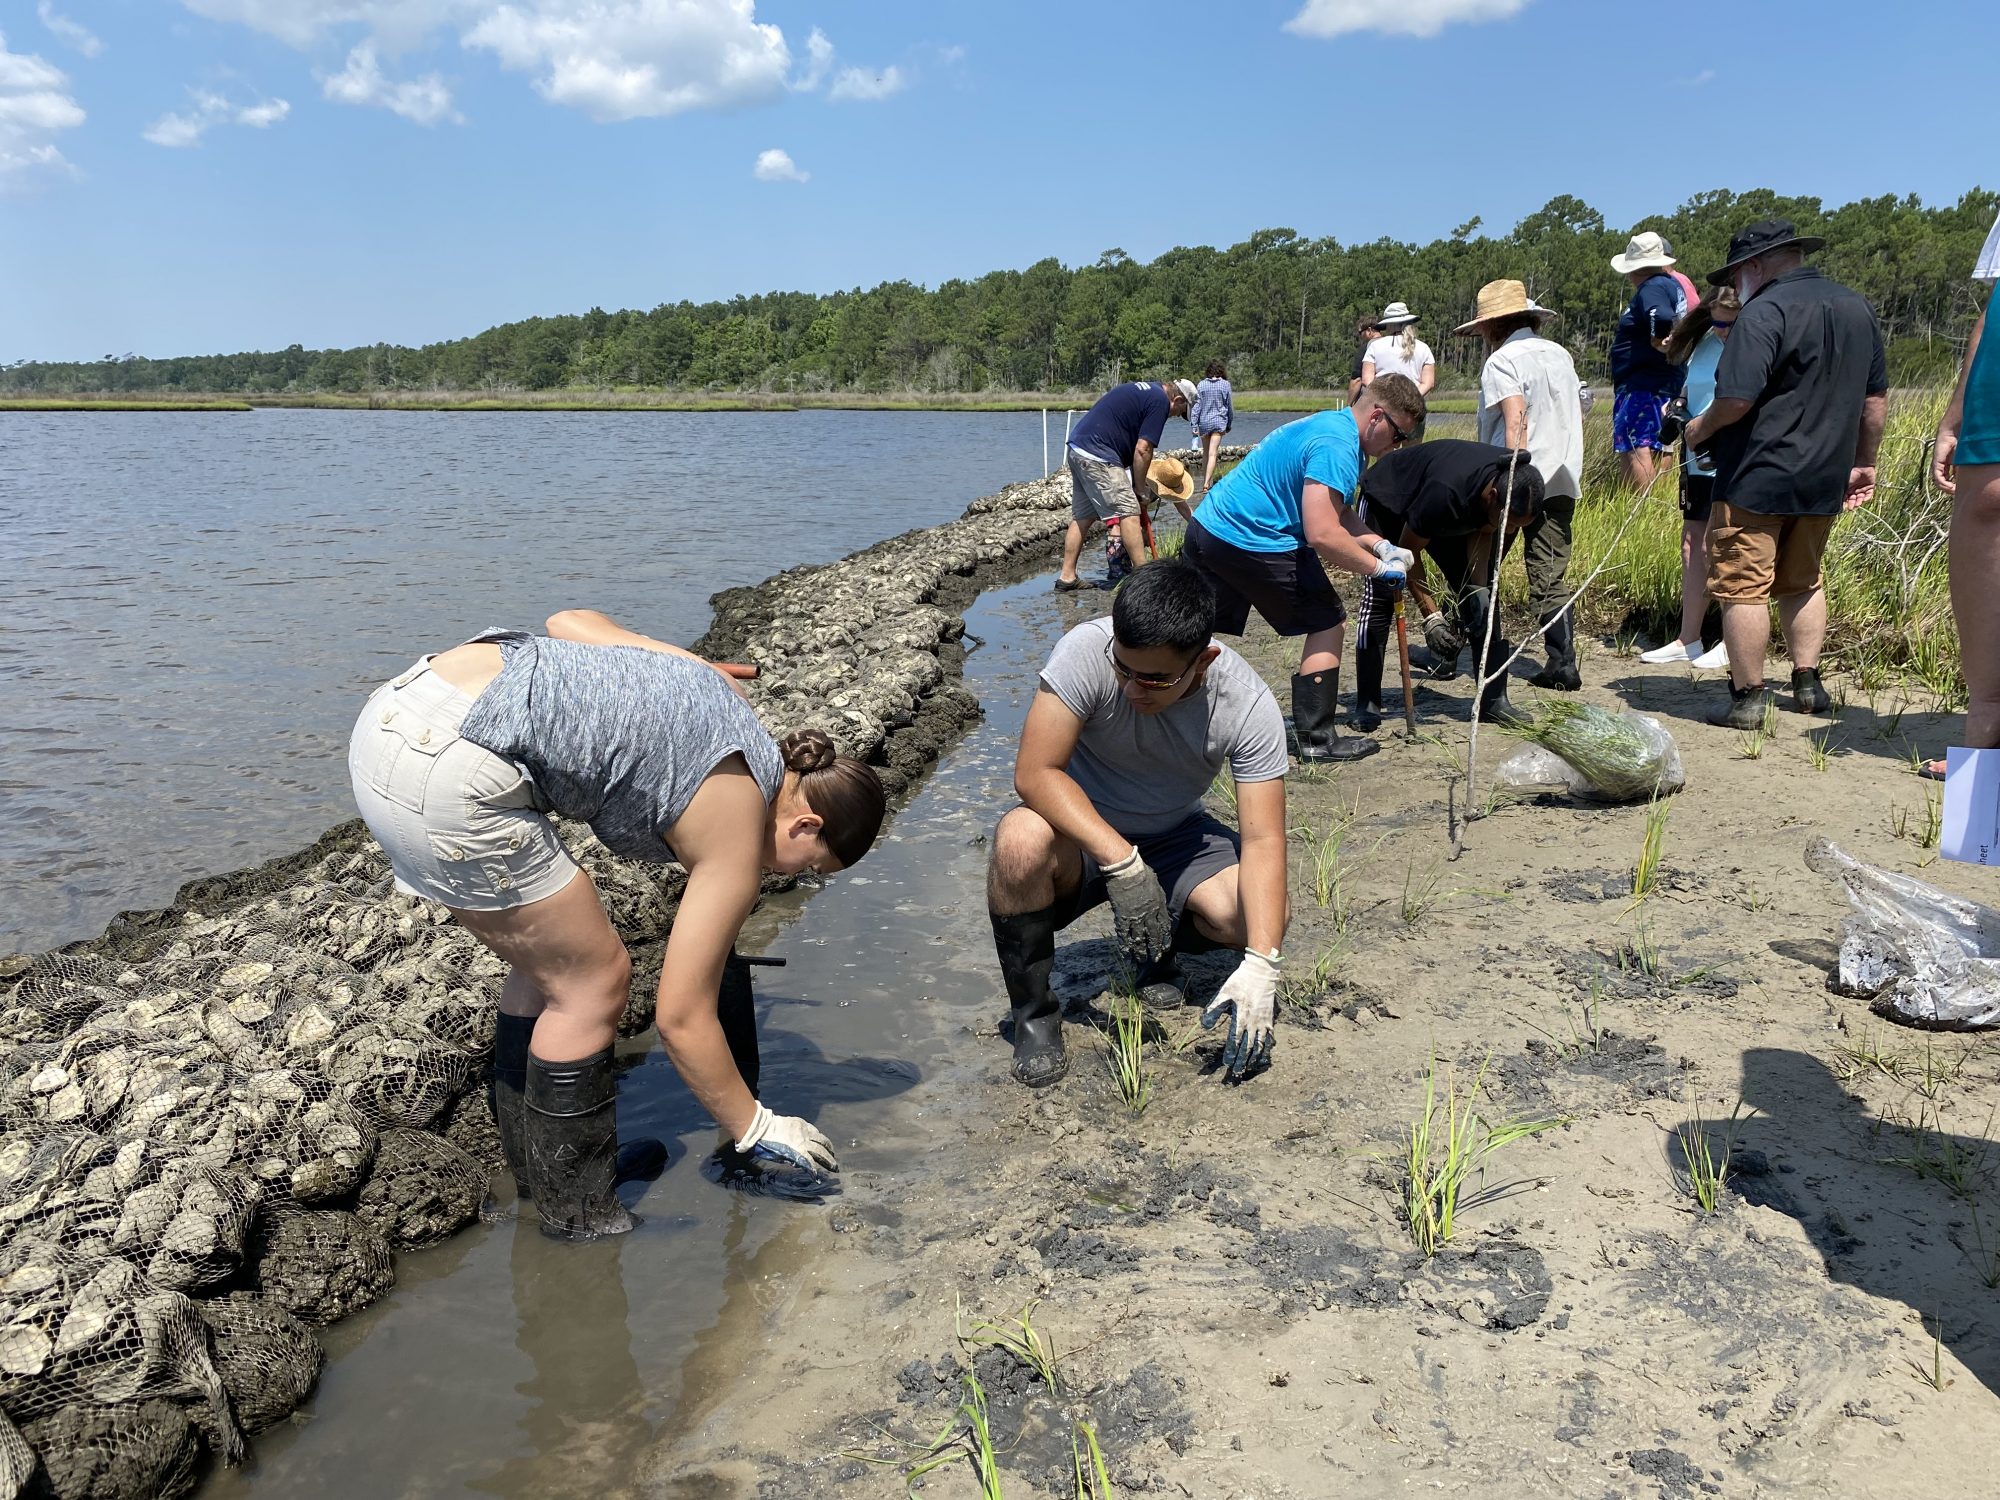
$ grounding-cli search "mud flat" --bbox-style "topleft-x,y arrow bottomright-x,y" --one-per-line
645,601 -> 2000,1498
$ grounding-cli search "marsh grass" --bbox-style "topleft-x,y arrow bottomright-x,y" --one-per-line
1099,994 -> 1153,1117
1280,942 -> 1343,1019
1807,730 -> 1838,772
1291,800 -> 1380,926
1070,1422 -> 1114,1499
960,1296 -> 1062,1391
1677,1093 -> 1752,1215
1885,1102 -> 1995,1199
1629,791 -> 1671,907
1615,920 -> 1664,979
1526,976 -> 1608,1059
1207,770 -> 1238,820
1401,1054 -> 1560,1256
1911,1311 -> 1955,1391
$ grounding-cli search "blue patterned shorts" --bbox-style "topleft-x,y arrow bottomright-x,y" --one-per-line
1612,387 -> 1670,453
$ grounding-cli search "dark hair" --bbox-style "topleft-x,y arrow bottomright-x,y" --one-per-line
1481,311 -> 1544,342
779,728 -> 885,870
1362,372 -> 1428,426
1494,453 -> 1546,520
1663,283 -> 1739,364
1356,317 -> 1381,340
1205,360 -> 1226,379
1112,559 -> 1215,655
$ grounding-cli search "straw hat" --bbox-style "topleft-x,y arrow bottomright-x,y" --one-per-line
1610,231 -> 1676,274
1454,279 -> 1557,335
1148,456 -> 1195,502
1377,301 -> 1419,326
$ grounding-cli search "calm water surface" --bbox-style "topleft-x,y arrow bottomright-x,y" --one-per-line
1,407 -> 1302,953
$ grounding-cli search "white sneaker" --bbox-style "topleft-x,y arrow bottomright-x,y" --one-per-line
1690,640 -> 1731,671
1639,639 -> 1694,664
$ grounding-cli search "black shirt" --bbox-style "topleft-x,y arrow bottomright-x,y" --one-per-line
1711,266 -> 1888,517
1358,440 -> 1534,543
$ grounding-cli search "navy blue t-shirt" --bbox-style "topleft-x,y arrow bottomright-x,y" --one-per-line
1610,273 -> 1686,395
1069,382 -> 1172,465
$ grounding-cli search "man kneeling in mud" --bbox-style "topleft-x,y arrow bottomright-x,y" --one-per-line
986,560 -> 1290,1088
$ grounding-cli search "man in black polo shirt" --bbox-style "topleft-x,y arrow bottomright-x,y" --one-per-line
1352,439 -> 1546,727
1683,220 -> 1887,729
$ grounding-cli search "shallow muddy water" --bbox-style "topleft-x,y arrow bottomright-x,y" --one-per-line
198,574 -> 1076,1498
1,408 -> 1301,954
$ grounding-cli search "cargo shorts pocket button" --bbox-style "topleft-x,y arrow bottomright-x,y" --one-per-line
506,834 -> 522,852
448,845 -> 465,860
497,875 -> 513,891
417,729 -> 432,745
379,710 -> 395,725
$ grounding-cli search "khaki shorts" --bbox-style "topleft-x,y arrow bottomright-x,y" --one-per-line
1704,500 -> 1837,605
1068,449 -> 1141,524
347,659 -> 581,911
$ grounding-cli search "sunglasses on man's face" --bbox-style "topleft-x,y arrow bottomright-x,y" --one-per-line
1377,409 -> 1413,446
1104,640 -> 1202,691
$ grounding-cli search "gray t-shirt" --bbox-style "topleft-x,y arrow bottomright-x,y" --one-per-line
456,628 -> 784,864
1038,617 -> 1287,840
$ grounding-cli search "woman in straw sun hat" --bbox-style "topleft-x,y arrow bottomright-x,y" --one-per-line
1458,279 -> 1588,691
1361,302 -> 1436,438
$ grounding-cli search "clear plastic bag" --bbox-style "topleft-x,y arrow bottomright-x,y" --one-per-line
1493,712 -> 1685,803
1806,837 -> 2000,1029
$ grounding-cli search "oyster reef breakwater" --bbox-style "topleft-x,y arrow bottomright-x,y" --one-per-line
0,451 -> 1218,1499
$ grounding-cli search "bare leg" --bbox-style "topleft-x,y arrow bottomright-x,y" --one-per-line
1180,866 -> 1249,949
1954,465 -> 2000,747
1299,624 -> 1345,677
1620,448 -> 1661,491
1776,586 -> 1827,671
1677,516 -> 1709,644
451,874 -> 632,1063
987,807 -> 1084,916
1118,514 -> 1148,565
1057,518 -> 1095,583
1201,432 -> 1222,495
1721,601 -> 1771,691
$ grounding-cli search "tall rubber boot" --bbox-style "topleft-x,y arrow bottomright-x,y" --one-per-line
522,1047 -> 644,1240
1292,669 -> 1377,763
1471,627 -> 1526,728
1351,639 -> 1387,733
991,905 -> 1067,1088
1527,606 -> 1582,691
493,1015 -> 666,1202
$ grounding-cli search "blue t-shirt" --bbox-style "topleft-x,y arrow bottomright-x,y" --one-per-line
1069,382 -> 1172,465
1682,331 -> 1725,476
1191,409 -> 1361,554
1610,273 -> 1686,394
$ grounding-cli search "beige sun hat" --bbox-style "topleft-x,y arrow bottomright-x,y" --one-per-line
1377,301 -> 1419,326
1454,279 -> 1558,335
1610,231 -> 1677,274
1172,378 -> 1199,411
1148,455 -> 1195,502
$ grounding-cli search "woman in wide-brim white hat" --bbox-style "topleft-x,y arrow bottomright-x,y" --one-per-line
1360,302 -> 1436,436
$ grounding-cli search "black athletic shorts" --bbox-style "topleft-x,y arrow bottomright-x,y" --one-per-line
1680,470 -> 1715,523
1182,518 -> 1348,637
1052,811 -> 1241,931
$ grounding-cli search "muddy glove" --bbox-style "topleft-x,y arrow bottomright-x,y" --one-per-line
1202,950 -> 1280,1079
735,1103 -> 839,1173
1423,610 -> 1462,660
1372,539 -> 1416,574
1103,846 -> 1173,965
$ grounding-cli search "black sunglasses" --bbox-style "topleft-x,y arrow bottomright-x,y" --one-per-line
1378,409 -> 1414,445
1104,640 -> 1202,691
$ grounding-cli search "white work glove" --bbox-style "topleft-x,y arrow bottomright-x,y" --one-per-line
1103,846 -> 1173,964
1201,951 -> 1280,1080
734,1102 -> 840,1173
1370,557 -> 1408,589
1372,539 -> 1417,573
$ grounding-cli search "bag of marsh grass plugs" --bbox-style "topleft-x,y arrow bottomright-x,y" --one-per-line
1495,703 -> 1685,803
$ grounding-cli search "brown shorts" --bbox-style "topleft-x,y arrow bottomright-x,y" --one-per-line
1704,501 -> 1837,604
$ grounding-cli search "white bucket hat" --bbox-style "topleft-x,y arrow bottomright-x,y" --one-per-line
1377,301 -> 1419,326
1610,231 -> 1677,274
1172,378 -> 1199,410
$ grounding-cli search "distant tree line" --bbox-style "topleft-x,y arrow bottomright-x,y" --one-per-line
8,186 -> 1994,398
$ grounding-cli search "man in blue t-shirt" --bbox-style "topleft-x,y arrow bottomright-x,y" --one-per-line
1608,230 -> 1690,491
1054,378 -> 1198,591
1180,374 -> 1428,762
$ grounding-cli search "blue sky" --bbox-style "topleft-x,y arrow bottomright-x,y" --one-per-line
3,0 -> 1992,363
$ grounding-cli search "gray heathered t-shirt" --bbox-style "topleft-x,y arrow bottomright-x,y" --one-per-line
1038,617 -> 1287,840
456,628 -> 784,864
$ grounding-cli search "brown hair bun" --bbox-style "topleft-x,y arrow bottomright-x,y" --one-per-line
780,728 -> 839,776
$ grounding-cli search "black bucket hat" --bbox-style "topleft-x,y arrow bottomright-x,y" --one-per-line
1707,218 -> 1827,286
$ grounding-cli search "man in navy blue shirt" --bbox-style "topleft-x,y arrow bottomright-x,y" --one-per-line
1609,231 -> 1689,492
1054,378 -> 1197,591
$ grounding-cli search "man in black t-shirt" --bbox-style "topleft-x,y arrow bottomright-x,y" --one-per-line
1352,440 -> 1545,726
1683,220 -> 1888,728
1346,317 -> 1382,405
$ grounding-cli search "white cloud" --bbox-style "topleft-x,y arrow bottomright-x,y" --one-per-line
464,0 -> 791,121
37,2 -> 102,58
752,146 -> 804,183
175,1 -> 464,52
792,26 -> 832,90
1284,0 -> 1529,40
827,63 -> 903,102
142,87 -> 291,147
0,31 -> 84,184
323,43 -> 461,123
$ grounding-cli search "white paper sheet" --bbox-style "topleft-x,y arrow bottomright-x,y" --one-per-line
1942,747 -> 2000,866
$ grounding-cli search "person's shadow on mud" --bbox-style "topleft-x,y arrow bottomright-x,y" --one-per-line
1598,670 -> 1953,770
1731,1044 -> 2000,1397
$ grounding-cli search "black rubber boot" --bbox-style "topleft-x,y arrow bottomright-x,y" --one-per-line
1789,667 -> 1831,715
992,906 -> 1068,1088
1476,670 -> 1526,728
1292,670 -> 1378,763
1708,682 -> 1772,729
494,1015 -> 666,1201
1351,640 -> 1386,733
1134,951 -> 1187,1012
1527,606 -> 1582,691
523,1047 -> 643,1240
